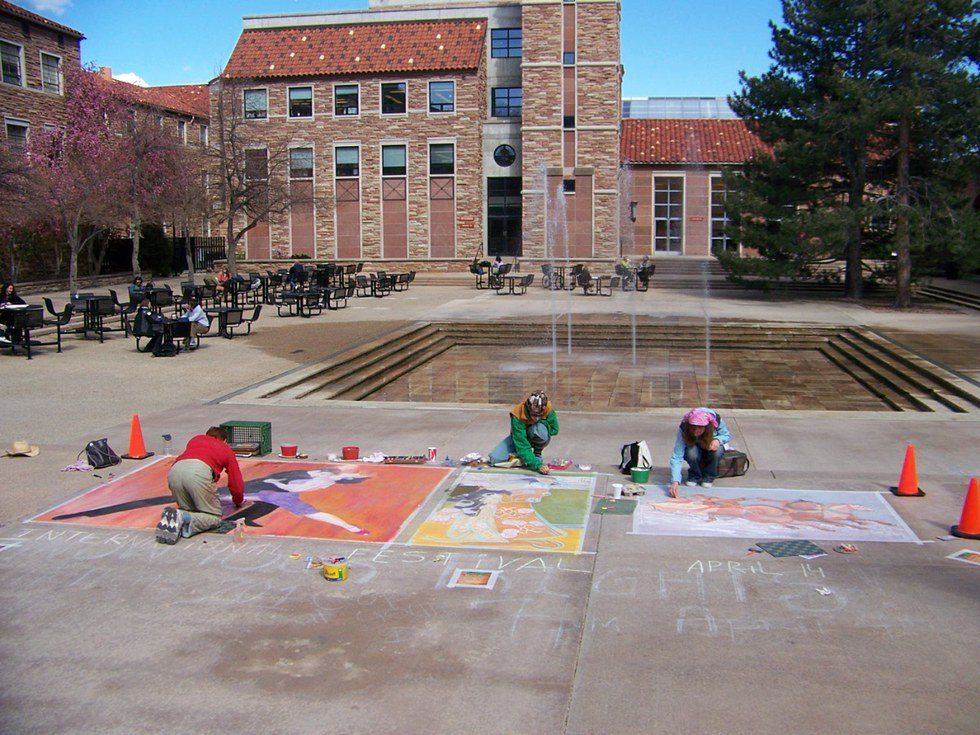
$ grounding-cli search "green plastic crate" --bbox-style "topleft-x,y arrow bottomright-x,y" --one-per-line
221,420 -> 272,456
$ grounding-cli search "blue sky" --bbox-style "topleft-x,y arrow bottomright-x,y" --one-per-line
25,0 -> 782,97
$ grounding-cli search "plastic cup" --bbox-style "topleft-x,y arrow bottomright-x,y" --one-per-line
342,446 -> 359,460
612,483 -> 623,499
426,447 -> 438,461
280,444 -> 298,458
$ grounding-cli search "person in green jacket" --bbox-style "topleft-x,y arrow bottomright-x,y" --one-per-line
488,391 -> 559,474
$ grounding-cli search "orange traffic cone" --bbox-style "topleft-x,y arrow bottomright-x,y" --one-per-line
121,414 -> 154,460
951,477 -> 980,539
889,444 -> 924,497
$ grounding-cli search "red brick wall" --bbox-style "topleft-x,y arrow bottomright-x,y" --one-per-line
0,13 -> 80,139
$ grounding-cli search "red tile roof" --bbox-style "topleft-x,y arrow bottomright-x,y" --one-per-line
149,84 -> 211,118
93,74 -> 209,119
621,119 -> 770,165
222,19 -> 487,79
0,0 -> 84,38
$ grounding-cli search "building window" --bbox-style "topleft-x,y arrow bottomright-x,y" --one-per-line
382,145 -> 407,176
563,115 -> 575,129
1,41 -> 23,86
428,81 -> 455,113
490,28 -> 522,58
5,119 -> 28,151
429,143 -> 455,175
40,53 -> 61,94
177,120 -> 186,144
244,148 -> 268,180
381,82 -> 407,115
335,146 -> 359,177
562,179 -> 575,194
563,52 -> 575,65
289,147 -> 314,180
243,89 -> 267,120
334,84 -> 359,116
710,176 -> 734,253
200,124 -> 208,146
491,87 -> 522,118
493,144 -> 516,167
289,86 -> 313,118
654,176 -> 684,253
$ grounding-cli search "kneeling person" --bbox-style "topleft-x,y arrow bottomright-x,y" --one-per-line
488,391 -> 559,475
668,408 -> 731,497
157,426 -> 244,544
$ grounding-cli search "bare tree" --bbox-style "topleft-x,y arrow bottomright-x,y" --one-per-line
207,77 -> 313,275
161,153 -> 210,280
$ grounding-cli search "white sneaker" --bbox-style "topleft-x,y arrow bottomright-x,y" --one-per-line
684,480 -> 698,487
701,481 -> 714,489
155,507 -> 181,545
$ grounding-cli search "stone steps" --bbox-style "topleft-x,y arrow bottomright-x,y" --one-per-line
917,285 -> 980,311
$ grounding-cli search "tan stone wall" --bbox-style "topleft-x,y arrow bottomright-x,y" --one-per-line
0,13 -> 81,137
214,68 -> 484,262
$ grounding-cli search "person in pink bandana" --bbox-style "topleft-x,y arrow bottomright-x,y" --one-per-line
668,408 -> 731,497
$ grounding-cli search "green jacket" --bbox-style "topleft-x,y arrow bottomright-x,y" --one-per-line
510,410 -> 559,470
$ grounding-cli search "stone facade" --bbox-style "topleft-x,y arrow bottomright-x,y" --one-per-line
215,67 -> 485,262
0,9 -> 81,145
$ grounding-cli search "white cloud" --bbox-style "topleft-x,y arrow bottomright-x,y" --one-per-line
26,0 -> 72,15
113,72 -> 149,88
181,64 -> 192,73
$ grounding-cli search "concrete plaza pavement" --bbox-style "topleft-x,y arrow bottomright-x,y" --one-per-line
0,279 -> 977,734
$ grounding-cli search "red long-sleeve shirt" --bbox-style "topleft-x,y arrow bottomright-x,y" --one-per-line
176,435 -> 244,505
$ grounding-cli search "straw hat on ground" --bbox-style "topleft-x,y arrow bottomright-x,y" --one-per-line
5,441 -> 39,457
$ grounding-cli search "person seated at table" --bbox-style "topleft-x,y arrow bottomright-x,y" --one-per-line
0,283 -> 27,343
637,256 -> 654,288
178,297 -> 209,349
488,391 -> 559,475
491,255 -> 505,274
128,276 -> 146,303
215,267 -> 232,294
287,261 -> 307,289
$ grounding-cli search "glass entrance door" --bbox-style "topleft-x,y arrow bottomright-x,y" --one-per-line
487,177 -> 522,256
654,176 -> 684,253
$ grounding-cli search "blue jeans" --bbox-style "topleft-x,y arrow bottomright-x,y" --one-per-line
685,444 -> 720,483
489,421 -> 551,463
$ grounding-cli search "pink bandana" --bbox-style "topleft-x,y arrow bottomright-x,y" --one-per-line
683,409 -> 717,427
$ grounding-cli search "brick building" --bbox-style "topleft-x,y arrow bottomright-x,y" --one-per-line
621,97 -> 768,257
0,0 -> 83,150
217,0 -> 622,265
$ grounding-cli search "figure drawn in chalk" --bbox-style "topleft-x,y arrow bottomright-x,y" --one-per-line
53,466 -> 372,536
648,495 -> 896,531
436,484 -> 566,548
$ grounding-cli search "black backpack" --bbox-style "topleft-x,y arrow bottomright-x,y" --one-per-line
80,438 -> 121,469
153,340 -> 179,357
619,441 -> 653,475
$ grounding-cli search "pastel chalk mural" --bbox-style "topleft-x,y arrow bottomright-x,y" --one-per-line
631,486 -> 918,542
410,468 -> 595,553
33,458 -> 451,542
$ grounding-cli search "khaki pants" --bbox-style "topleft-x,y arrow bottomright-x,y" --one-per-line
167,459 -> 221,535
185,322 -> 209,346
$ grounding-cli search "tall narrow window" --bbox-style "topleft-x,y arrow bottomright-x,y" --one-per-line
381,82 -> 407,115
429,143 -> 455,175
491,87 -> 522,118
382,145 -> 407,176
335,146 -> 359,177
334,85 -> 359,116
200,124 -> 208,146
1,41 -> 22,86
428,81 -> 455,113
289,147 -> 314,180
5,120 -> 28,151
490,28 -> 522,58
654,176 -> 684,253
243,89 -> 267,120
177,120 -> 186,144
289,86 -> 313,118
710,177 -> 733,253
40,53 -> 61,94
